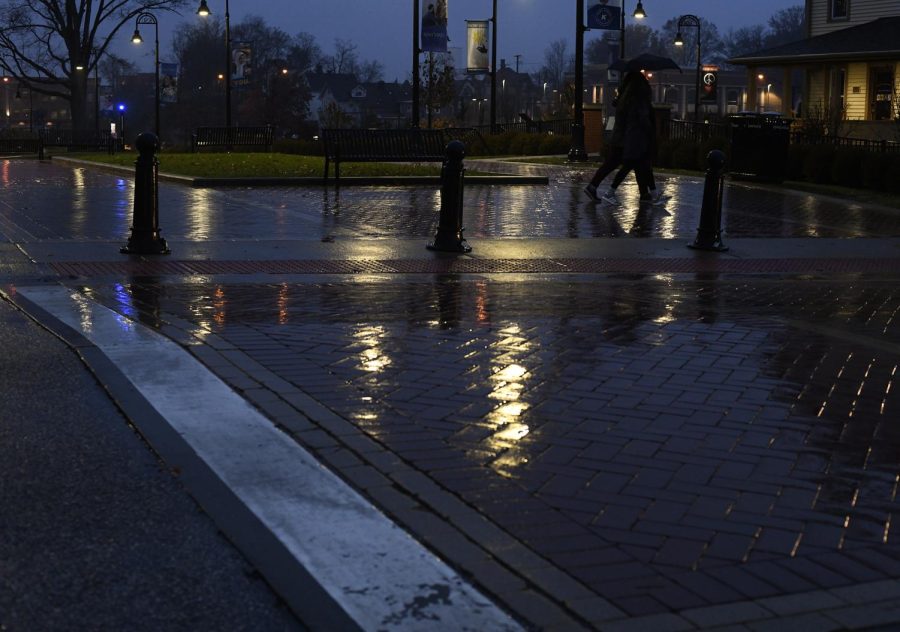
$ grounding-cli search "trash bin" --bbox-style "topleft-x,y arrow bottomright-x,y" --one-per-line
728,112 -> 791,183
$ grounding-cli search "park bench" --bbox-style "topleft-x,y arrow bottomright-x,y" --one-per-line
321,128 -> 454,183
36,130 -> 122,159
191,126 -> 274,152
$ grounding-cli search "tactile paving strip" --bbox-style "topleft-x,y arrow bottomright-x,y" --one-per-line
49,257 -> 900,278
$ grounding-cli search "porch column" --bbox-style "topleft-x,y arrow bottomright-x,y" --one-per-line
783,67 -> 793,117
746,66 -> 758,112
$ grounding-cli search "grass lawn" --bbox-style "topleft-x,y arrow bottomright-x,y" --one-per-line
72,151 -> 446,178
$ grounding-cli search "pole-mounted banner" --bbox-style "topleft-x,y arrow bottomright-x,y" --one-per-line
421,0 -> 449,53
466,20 -> 489,73
702,65 -> 719,102
586,0 -> 621,30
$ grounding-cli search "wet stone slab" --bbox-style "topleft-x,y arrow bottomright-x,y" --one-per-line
85,274 -> 900,616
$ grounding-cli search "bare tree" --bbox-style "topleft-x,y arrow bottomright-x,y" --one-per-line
539,39 -> 569,91
0,0 -> 187,131
324,38 -> 359,75
766,5 -> 806,47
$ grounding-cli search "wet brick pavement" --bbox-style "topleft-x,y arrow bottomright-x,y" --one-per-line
77,274 -> 900,626
3,158 -> 900,241
5,157 -> 900,629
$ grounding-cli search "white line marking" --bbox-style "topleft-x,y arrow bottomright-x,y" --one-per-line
20,285 -> 521,632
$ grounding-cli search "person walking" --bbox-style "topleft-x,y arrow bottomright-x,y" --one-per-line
585,71 -> 663,205
583,71 -> 635,203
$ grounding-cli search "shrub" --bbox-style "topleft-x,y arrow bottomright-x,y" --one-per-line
830,148 -> 865,188
538,133 -> 570,155
884,155 -> 900,194
671,139 -> 700,171
802,145 -> 836,184
787,144 -> 811,181
861,153 -> 892,191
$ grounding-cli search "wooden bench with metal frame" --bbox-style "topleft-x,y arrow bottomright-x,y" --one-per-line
191,126 -> 274,152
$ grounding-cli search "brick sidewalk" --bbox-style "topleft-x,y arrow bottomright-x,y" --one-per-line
78,273 -> 900,630
5,157 -> 900,629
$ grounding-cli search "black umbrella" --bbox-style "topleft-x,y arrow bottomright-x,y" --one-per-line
609,53 -> 681,73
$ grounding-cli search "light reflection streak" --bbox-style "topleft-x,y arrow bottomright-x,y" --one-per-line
185,189 -> 215,240
353,325 -> 391,373
213,285 -> 226,327
486,325 -> 535,475
277,283 -> 289,325
69,168 -> 88,235
71,291 -> 94,333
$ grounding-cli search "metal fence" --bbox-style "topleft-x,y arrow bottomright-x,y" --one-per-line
667,118 -> 900,153
471,118 -> 574,136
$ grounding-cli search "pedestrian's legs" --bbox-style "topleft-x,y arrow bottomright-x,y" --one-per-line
588,146 -> 623,187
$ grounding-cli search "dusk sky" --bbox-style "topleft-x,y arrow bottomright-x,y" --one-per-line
127,0 -> 803,79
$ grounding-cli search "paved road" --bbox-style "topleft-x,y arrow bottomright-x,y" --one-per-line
0,296 -> 303,631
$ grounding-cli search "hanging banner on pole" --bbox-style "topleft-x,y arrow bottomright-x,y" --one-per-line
587,0 -> 622,30
466,20 -> 489,73
701,65 -> 719,102
231,41 -> 252,87
160,63 -> 179,104
421,0 -> 449,53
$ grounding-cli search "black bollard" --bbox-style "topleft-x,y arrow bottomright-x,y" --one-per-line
427,140 -> 471,253
688,149 -> 729,252
121,133 -> 170,255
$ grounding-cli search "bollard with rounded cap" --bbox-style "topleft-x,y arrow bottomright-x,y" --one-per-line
427,140 -> 472,253
121,132 -> 170,255
688,149 -> 729,252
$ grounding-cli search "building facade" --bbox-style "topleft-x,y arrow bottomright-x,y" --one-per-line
730,0 -> 900,138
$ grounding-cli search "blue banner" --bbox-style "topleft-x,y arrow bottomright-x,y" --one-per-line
587,0 -> 621,31
421,0 -> 449,53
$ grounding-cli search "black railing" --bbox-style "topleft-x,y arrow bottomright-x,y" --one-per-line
472,118 -> 574,136
667,118 -> 900,153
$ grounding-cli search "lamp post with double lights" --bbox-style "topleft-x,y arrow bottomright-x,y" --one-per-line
674,14 -> 702,123
132,12 -> 160,139
197,0 -> 231,130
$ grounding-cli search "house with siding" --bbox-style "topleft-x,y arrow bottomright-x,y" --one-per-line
729,0 -> 900,138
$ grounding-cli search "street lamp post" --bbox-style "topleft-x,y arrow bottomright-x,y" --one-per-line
675,14 -> 702,123
575,0 -> 647,161
621,0 -> 647,58
132,12 -> 160,140
569,0 -> 588,161
490,0 -> 498,133
197,0 -> 231,130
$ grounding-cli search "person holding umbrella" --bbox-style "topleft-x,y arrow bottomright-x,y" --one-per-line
584,70 -> 661,205
585,54 -> 678,205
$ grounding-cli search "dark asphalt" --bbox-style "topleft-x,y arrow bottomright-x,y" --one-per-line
0,296 -> 303,631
